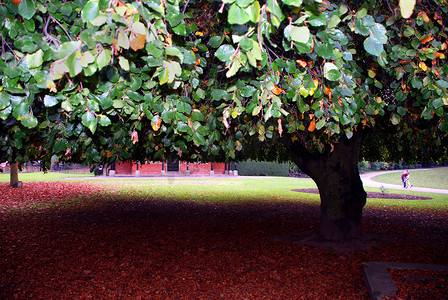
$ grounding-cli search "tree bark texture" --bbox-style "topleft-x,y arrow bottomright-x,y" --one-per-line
10,162 -> 21,188
282,131 -> 367,240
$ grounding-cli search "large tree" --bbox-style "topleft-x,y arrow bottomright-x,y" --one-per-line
1,0 -> 447,239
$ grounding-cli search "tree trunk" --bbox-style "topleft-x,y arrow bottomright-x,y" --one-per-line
10,162 -> 21,188
282,131 -> 366,241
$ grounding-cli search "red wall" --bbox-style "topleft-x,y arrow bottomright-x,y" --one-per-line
133,162 -> 163,175
115,161 -> 133,175
113,161 -> 226,175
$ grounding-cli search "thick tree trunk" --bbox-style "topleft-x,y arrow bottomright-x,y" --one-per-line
10,162 -> 22,188
282,131 -> 366,241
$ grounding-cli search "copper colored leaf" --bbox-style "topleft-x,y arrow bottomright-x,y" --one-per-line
129,32 -> 146,51
308,118 -> 316,132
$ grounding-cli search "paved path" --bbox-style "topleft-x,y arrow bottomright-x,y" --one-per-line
360,168 -> 448,195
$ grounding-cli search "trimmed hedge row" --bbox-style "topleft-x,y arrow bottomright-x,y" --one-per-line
237,160 -> 291,177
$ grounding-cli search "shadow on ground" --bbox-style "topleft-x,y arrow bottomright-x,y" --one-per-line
1,192 -> 447,299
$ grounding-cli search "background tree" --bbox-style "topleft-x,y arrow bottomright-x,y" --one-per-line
0,0 -> 447,239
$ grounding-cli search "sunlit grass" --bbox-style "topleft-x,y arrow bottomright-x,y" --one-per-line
1,173 -> 447,216
94,177 -> 447,213
100,177 -> 321,205
371,168 -> 448,190
0,171 -> 93,183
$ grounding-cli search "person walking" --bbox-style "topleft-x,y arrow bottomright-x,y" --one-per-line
401,170 -> 411,188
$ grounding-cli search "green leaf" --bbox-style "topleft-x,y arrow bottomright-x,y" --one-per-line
211,89 -> 231,101
61,100 -> 74,112
13,102 -> 28,120
432,98 -> 444,109
282,0 -> 302,7
0,92 -> 10,111
228,4 -> 250,25
54,140 -> 67,153
266,0 -> 284,25
177,101 -> 192,114
287,26 -> 310,44
82,0 -> 100,23
252,105 -> 262,116
364,36 -> 384,56
295,43 -> 311,53
165,61 -> 182,83
246,1 -> 260,23
241,86 -> 256,97
166,12 -> 184,27
440,121 -> 448,132
166,47 -> 184,63
58,41 -> 82,59
172,23 -> 187,36
96,49 -> 111,70
411,77 -> 422,89
399,0 -> 416,18
370,23 -> 387,44
24,49 -> 44,69
436,80 -> 448,88
183,50 -> 196,65
317,43 -> 333,59
82,111 -> 98,133
209,36 -> 224,48
193,132 -> 206,146
391,114 -> 400,125
44,95 -> 58,107
99,115 -> 111,126
323,63 -> 341,81
158,67 -> 169,85
316,118 -> 326,130
236,0 -> 253,8
117,29 -> 130,49
357,8 -> 368,19
328,15 -> 341,29
215,45 -> 235,62
226,59 -> 241,78
19,0 -> 36,20
118,56 -> 130,71
240,38 -> 254,51
21,114 -> 38,128
190,110 -> 205,121
308,14 -> 327,27
66,54 -> 83,77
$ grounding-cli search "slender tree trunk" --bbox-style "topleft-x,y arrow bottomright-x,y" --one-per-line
282,131 -> 366,240
10,162 -> 21,188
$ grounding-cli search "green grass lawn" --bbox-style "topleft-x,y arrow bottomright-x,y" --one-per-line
371,168 -> 448,190
92,176 -> 448,214
2,172 -> 447,215
0,171 -> 93,182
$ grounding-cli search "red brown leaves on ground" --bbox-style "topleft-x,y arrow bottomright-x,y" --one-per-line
0,182 -> 108,213
1,182 -> 447,299
389,269 -> 448,299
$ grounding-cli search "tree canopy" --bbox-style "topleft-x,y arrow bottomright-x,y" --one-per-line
1,0 -> 447,169
1,0 -> 447,240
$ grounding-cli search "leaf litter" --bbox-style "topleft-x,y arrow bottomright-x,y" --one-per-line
1,182 -> 447,299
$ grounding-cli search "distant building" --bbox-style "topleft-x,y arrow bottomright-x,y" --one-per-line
110,161 -> 237,176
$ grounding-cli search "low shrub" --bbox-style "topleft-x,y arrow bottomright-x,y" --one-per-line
237,160 -> 290,177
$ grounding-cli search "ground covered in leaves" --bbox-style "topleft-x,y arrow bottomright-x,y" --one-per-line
1,182 -> 447,299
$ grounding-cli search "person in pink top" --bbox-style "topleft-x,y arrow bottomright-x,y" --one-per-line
401,170 -> 411,188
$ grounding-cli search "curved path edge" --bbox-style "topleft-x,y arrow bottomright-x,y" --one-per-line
360,168 -> 448,195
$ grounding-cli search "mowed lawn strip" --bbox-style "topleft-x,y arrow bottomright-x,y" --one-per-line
0,171 -> 93,183
371,168 -> 448,190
